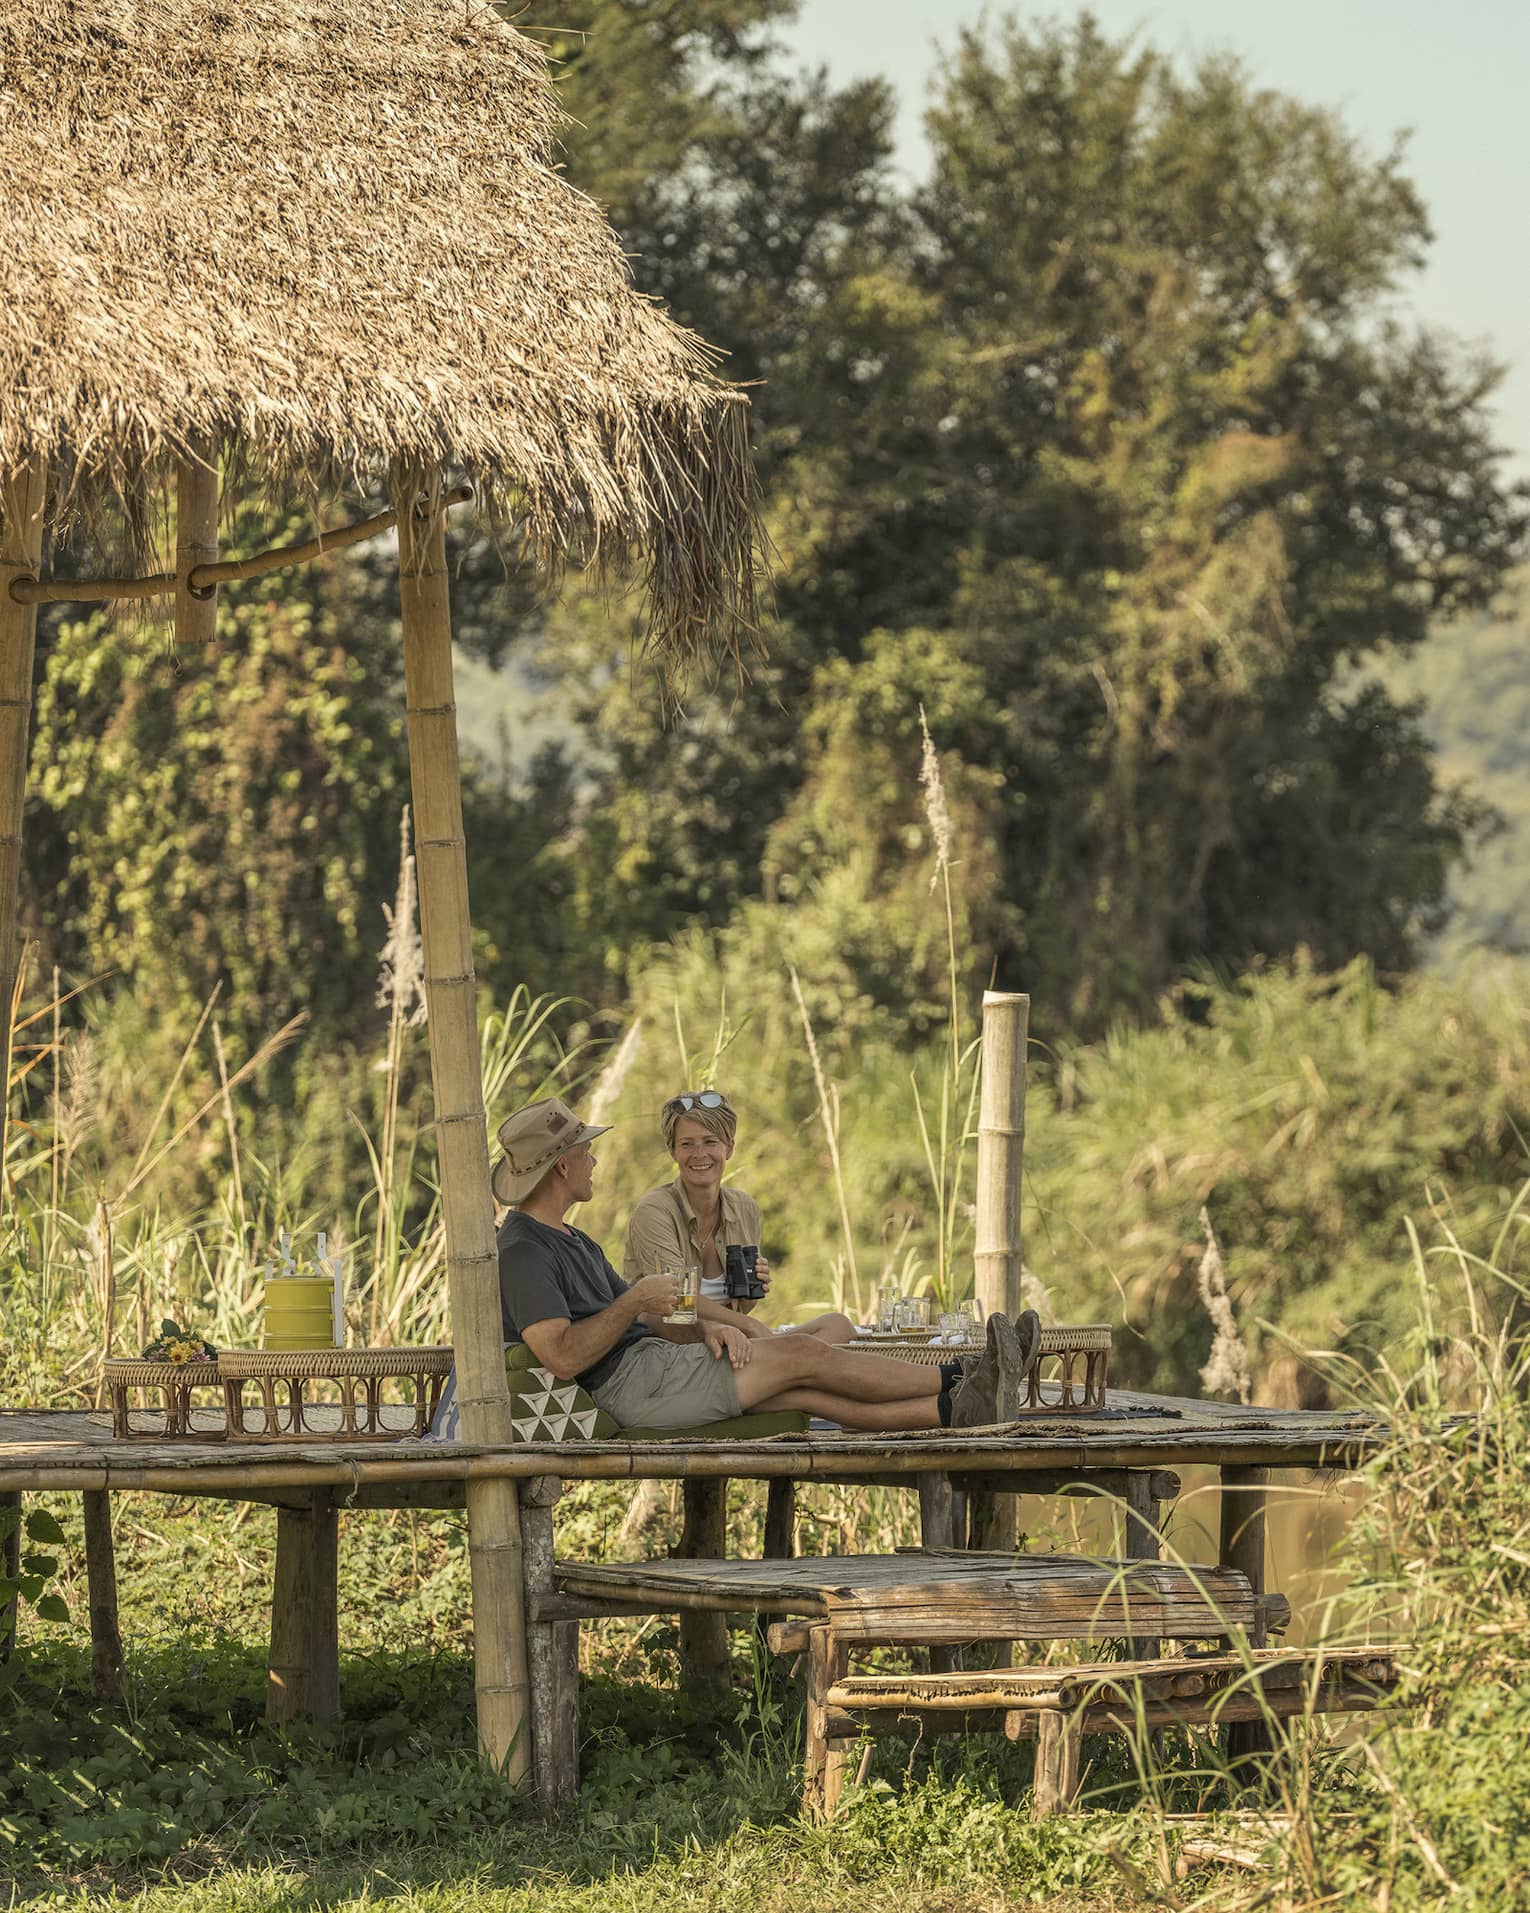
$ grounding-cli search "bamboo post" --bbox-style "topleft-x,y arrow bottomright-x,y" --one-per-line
395,462 -> 528,1783
174,435 -> 219,645
917,1475 -> 962,1674
1219,1465 -> 1272,1769
678,1478 -> 730,1691
520,1476 -> 577,1809
974,990 -> 1029,1318
81,1490 -> 123,1699
971,991 -> 1029,1556
0,458 -> 46,1191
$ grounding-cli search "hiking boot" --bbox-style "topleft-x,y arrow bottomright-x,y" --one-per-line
1012,1307 -> 1042,1405
951,1312 -> 1027,1427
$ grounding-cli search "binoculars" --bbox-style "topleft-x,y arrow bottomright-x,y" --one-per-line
724,1243 -> 767,1302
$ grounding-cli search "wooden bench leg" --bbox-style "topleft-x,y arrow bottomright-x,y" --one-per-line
1033,1709 -> 1083,1816
267,1490 -> 339,1724
82,1490 -> 123,1699
679,1479 -> 730,1694
804,1625 -> 852,1820
1219,1465 -> 1271,1772
521,1476 -> 578,1809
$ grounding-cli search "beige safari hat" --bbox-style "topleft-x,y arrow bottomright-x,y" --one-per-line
491,1096 -> 611,1206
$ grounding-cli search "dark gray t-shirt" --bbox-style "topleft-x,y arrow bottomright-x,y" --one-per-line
497,1209 -> 652,1389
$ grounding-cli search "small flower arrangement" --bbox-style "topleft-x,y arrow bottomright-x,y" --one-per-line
140,1319 -> 218,1366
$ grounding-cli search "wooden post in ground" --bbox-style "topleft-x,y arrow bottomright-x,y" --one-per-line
1219,1465 -> 1271,1769
267,1490 -> 339,1723
174,435 -> 219,646
917,1475 -> 962,1673
678,1478 -> 730,1691
1123,1470 -> 1162,1661
81,1490 -> 123,1699
763,1479 -> 796,1560
0,1488 -> 20,1659
0,458 -> 47,1190
969,990 -> 1029,1556
395,463 -> 529,1784
520,1476 -> 577,1809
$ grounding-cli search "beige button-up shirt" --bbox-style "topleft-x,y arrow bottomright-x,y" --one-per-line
622,1180 -> 763,1303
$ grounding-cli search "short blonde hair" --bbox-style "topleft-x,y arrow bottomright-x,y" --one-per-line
660,1090 -> 738,1155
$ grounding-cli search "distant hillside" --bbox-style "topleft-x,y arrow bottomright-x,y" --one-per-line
1380,574 -> 1530,966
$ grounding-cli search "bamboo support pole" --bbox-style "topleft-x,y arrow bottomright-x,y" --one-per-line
395,462 -> 528,1785
174,435 -> 219,644
8,486 -> 473,605
678,1478 -> 730,1691
917,1475 -> 963,1673
804,1626 -> 852,1820
0,457 -> 45,1190
81,1490 -> 123,1699
973,991 -> 1028,1319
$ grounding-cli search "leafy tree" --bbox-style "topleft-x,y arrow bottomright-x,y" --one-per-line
27,510 -> 409,1047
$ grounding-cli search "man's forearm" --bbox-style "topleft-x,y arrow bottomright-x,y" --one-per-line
541,1292 -> 648,1376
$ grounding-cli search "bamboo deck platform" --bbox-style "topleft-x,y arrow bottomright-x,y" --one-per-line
0,1391 -> 1386,1497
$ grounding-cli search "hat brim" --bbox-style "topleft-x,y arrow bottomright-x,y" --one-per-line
492,1120 -> 611,1207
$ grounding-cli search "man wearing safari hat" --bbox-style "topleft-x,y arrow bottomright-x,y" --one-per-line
491,1096 -> 1039,1434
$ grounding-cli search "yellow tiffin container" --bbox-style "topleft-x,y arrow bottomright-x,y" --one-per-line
263,1277 -> 336,1351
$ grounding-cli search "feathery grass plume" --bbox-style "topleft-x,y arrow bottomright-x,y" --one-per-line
586,1020 -> 642,1129
376,807 -> 426,1029
918,703 -> 955,895
1196,1205 -> 1252,1403
51,1028 -> 97,1187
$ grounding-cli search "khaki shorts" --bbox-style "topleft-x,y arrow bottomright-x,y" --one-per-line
590,1336 -> 742,1430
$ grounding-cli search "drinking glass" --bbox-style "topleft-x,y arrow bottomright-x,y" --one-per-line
665,1267 -> 699,1324
895,1295 -> 931,1336
938,1311 -> 964,1345
960,1297 -> 984,1341
876,1282 -> 900,1332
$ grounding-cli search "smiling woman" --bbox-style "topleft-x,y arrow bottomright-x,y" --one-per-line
622,1090 -> 855,1344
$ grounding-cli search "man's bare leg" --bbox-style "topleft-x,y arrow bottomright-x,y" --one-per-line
751,1387 -> 943,1432
732,1336 -> 943,1408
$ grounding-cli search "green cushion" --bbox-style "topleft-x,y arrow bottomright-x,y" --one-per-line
504,1344 -> 808,1442
618,1410 -> 809,1441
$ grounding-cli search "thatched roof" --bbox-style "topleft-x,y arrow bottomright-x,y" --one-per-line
0,0 -> 758,651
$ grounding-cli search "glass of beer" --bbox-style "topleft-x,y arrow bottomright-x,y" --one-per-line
665,1267 -> 699,1325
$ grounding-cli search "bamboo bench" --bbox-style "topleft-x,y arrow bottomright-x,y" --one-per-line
547,1548 -> 1291,1814
808,1645 -> 1400,1817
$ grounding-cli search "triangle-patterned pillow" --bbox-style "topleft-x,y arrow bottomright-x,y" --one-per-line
505,1356 -> 620,1441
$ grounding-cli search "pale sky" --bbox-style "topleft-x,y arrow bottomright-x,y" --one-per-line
791,1 -> 1530,476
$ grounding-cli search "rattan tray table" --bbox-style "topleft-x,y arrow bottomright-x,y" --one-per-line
220,1345 -> 453,1442
101,1358 -> 227,1440
848,1324 -> 1112,1412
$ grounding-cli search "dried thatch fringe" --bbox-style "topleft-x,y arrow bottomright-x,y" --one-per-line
0,0 -> 763,667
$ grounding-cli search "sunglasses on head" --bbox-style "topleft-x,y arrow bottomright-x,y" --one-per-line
674,1091 -> 726,1112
